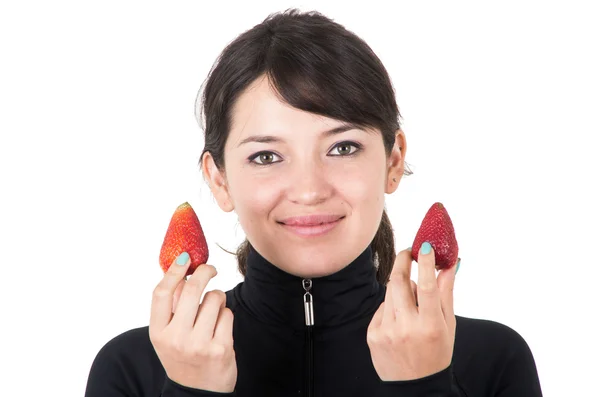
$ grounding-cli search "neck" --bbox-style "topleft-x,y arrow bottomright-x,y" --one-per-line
239,243 -> 384,330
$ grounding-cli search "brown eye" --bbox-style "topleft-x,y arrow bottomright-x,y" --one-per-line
250,151 -> 281,165
260,153 -> 274,163
337,144 -> 352,155
329,142 -> 360,156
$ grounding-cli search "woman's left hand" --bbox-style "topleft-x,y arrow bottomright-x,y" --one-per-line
367,243 -> 458,381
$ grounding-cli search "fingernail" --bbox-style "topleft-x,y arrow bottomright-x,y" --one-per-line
420,242 -> 432,255
455,258 -> 461,274
176,252 -> 190,265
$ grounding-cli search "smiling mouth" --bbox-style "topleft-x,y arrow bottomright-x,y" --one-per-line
277,216 -> 345,237
278,214 -> 345,226
276,219 -> 344,226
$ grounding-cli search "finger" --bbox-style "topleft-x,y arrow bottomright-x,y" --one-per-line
214,307 -> 235,345
411,280 -> 418,307
193,290 -> 227,341
150,252 -> 192,330
171,263 -> 217,329
172,278 -> 186,314
438,257 -> 460,324
387,248 -> 417,319
416,242 -> 442,317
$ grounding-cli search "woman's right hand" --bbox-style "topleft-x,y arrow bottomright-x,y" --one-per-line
149,252 -> 237,393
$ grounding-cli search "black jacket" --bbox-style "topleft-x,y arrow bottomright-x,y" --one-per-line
85,245 -> 543,396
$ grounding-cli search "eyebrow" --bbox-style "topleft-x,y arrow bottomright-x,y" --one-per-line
236,122 -> 370,147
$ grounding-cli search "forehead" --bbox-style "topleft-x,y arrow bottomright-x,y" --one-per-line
229,76 -> 338,140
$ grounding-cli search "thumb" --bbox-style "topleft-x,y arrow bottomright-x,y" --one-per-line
368,301 -> 385,332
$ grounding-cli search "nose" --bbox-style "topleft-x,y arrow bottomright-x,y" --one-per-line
287,158 -> 333,205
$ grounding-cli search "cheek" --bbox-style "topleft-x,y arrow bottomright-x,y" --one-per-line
331,163 -> 385,207
229,171 -> 283,219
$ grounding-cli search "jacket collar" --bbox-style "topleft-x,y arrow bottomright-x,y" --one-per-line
239,243 -> 384,330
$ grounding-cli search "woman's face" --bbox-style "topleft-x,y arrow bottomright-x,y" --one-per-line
203,75 -> 406,278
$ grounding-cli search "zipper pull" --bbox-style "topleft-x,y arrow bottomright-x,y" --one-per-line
303,279 -> 314,326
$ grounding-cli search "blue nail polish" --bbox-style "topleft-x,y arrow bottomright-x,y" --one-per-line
455,259 -> 461,274
176,252 -> 190,265
420,242 -> 432,255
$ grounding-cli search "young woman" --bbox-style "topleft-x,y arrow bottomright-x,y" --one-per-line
85,9 -> 543,397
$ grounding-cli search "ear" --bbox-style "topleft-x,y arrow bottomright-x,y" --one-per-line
385,129 -> 407,194
201,151 -> 235,212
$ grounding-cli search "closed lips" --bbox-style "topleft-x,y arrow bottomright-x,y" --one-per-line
279,215 -> 344,226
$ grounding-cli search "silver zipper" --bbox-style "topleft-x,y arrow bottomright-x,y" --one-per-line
303,279 -> 314,326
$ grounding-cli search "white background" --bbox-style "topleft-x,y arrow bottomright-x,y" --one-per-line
1,1 -> 598,396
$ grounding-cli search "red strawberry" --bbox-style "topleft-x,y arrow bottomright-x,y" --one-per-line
411,202 -> 459,270
159,202 -> 209,276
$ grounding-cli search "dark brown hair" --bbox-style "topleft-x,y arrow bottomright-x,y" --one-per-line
196,9 -> 413,285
